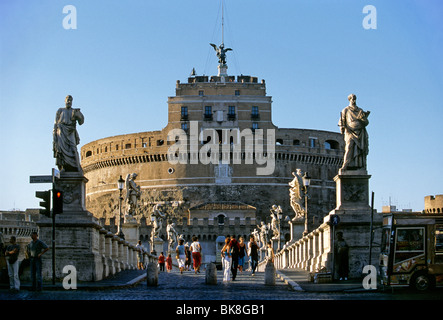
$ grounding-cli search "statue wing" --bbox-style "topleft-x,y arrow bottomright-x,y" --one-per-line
210,43 -> 218,51
225,48 -> 233,51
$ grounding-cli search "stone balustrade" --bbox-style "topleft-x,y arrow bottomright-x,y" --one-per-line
0,219 -> 39,238
89,227 -> 157,280
1,218 -> 156,282
257,221 -> 333,274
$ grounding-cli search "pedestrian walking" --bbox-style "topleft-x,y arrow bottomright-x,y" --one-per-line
190,236 -> 202,274
176,239 -> 186,274
166,253 -> 173,272
238,236 -> 248,273
26,231 -> 49,291
5,236 -> 20,292
335,232 -> 349,280
158,252 -> 166,272
248,235 -> 259,276
229,235 -> 240,280
221,236 -> 231,282
136,240 -> 144,270
185,243 -> 192,271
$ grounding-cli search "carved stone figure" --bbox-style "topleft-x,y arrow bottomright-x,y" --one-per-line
289,169 -> 305,218
210,43 -> 232,65
124,173 -> 141,220
53,95 -> 84,172
257,221 -> 269,248
252,229 -> 260,244
270,205 -> 282,240
166,221 -> 178,250
338,94 -> 370,171
151,204 -> 166,241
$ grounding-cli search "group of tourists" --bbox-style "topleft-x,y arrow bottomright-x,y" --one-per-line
152,234 -> 277,281
156,236 -> 202,274
0,231 -> 49,293
221,234 -> 271,282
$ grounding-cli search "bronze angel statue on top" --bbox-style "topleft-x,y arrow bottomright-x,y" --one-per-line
210,43 -> 232,65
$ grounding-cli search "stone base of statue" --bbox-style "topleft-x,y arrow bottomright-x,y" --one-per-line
322,168 -> 382,279
151,237 -> 164,256
218,63 -> 228,78
264,261 -> 276,286
37,171 -> 104,282
335,169 -> 371,211
289,216 -> 305,242
122,220 -> 140,246
205,263 -> 217,285
146,262 -> 158,286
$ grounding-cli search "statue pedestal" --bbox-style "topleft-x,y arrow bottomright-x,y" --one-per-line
322,169 -> 383,278
38,171 -> 103,281
218,64 -> 228,78
151,238 -> 164,256
335,169 -> 371,211
122,221 -> 140,246
289,217 -> 305,242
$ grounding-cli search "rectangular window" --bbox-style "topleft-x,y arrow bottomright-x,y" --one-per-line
181,106 -> 188,116
228,106 -> 236,120
435,226 -> 443,263
251,106 -> 259,119
252,122 -> 259,130
436,226 -> 443,253
181,122 -> 188,131
394,227 -> 425,263
199,90 -> 204,96
309,137 -> 318,148
235,90 -> 240,96
204,106 -> 212,121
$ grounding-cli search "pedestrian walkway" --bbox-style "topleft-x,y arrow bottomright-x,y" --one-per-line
0,268 -> 148,291
277,268 -> 366,292
0,266 -> 367,293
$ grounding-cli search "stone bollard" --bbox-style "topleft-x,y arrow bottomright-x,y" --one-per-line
205,263 -> 217,285
146,262 -> 158,287
264,261 -> 275,286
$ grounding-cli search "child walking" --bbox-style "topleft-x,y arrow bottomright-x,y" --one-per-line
166,253 -> 173,272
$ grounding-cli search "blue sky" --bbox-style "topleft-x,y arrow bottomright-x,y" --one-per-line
1,0 -> 442,212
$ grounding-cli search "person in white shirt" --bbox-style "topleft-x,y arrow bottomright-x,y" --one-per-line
190,236 -> 202,274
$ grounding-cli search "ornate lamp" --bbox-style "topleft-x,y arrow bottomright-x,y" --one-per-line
302,172 -> 311,236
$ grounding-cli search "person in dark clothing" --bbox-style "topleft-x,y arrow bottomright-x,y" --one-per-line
229,235 -> 240,280
335,232 -> 349,280
248,235 -> 259,276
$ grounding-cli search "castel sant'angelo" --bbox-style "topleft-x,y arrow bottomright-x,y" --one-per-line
80,35 -> 345,254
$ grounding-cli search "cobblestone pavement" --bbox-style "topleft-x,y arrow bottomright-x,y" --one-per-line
1,267 -> 441,302
0,268 -> 386,301
1,268 -> 440,319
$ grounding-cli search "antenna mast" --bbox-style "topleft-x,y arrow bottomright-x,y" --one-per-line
221,0 -> 224,45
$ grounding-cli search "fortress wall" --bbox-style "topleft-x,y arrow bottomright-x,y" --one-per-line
81,126 -> 344,233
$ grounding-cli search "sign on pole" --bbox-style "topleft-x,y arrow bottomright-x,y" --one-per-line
30,175 -> 53,184
330,214 -> 340,226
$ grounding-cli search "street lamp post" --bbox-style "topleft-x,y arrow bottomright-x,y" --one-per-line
277,206 -> 283,251
302,171 -> 311,236
117,175 -> 125,240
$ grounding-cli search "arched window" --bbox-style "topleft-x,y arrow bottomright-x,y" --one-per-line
325,140 -> 339,150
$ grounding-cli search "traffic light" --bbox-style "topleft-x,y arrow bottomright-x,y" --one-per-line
36,190 -> 51,217
53,189 -> 63,215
